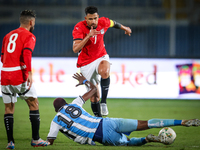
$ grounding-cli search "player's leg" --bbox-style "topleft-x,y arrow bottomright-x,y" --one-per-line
19,83 -> 49,147
80,62 -> 102,117
102,118 -> 163,146
108,119 -> 149,146
106,118 -> 200,146
2,93 -> 17,149
98,59 -> 110,116
102,118 -> 147,146
128,119 -> 172,145
139,119 -> 200,130
25,97 -> 40,140
127,134 -> 170,146
90,85 -> 102,117
107,118 -> 174,146
25,97 -> 49,147
127,137 -> 147,146
4,103 -> 15,149
108,119 -> 160,146
107,118 -> 191,133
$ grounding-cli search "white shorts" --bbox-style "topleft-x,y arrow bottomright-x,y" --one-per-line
80,54 -> 110,91
1,82 -> 37,104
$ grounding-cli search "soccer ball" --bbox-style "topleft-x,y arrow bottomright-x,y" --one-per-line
158,127 -> 176,145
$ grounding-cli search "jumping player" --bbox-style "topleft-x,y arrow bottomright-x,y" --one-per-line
72,6 -> 132,117
1,10 -> 49,149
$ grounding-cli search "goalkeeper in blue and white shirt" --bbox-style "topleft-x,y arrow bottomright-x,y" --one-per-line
47,73 -> 200,146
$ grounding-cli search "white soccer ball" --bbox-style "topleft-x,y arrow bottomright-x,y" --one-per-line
158,127 -> 176,145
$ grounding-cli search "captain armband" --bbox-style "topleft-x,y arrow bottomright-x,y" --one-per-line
112,20 -> 122,29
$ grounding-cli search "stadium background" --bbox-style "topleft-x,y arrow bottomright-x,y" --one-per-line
0,0 -> 200,58
0,0 -> 200,99
0,1 -> 200,150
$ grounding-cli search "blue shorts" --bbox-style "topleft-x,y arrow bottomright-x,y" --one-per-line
102,118 -> 138,146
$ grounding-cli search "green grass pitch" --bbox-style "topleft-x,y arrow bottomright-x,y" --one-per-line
0,97 -> 200,150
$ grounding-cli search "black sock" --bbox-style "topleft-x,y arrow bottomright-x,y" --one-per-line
4,114 -> 14,143
100,76 -> 110,104
29,110 -> 40,140
91,102 -> 102,117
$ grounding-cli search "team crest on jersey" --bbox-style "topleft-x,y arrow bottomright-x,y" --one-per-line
100,28 -> 104,34
32,37 -> 35,41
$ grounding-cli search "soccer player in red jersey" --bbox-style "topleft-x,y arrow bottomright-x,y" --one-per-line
72,6 -> 132,117
1,10 -> 49,149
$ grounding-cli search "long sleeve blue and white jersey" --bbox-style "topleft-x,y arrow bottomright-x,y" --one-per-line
47,96 -> 102,145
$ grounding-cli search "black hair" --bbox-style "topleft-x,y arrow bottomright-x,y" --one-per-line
20,10 -> 36,18
53,98 -> 67,112
19,10 -> 36,24
85,6 -> 98,15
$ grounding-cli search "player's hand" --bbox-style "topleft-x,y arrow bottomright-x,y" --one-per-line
27,71 -> 33,89
88,26 -> 100,37
72,73 -> 86,87
125,27 -> 132,36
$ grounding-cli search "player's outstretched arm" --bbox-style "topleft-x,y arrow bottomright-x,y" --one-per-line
72,73 -> 97,101
111,20 -> 132,36
121,25 -> 132,36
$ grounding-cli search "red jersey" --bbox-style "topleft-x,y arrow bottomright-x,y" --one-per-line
72,17 -> 111,67
1,27 -> 36,85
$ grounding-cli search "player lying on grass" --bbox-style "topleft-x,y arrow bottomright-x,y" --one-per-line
46,73 -> 200,146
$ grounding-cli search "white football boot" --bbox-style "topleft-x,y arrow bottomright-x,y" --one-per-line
100,103 -> 109,116
146,134 -> 167,145
182,119 -> 200,127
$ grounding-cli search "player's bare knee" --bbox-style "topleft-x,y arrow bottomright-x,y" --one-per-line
101,73 -> 109,79
99,70 -> 109,79
95,97 -> 100,102
26,97 -> 39,110
102,75 -> 108,79
98,62 -> 110,78
4,103 -> 15,114
90,96 -> 100,103
5,107 -> 14,114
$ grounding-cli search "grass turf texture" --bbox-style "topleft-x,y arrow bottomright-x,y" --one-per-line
0,97 -> 200,150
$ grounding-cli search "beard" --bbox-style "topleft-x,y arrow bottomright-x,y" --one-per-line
89,24 -> 97,29
29,26 -> 34,33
